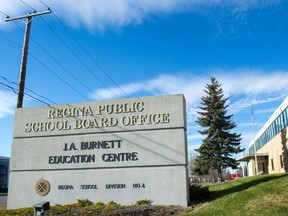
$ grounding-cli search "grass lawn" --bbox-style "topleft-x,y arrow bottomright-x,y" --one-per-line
188,173 -> 288,216
1,173 -> 287,215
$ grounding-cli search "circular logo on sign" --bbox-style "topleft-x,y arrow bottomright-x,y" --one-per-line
35,179 -> 50,196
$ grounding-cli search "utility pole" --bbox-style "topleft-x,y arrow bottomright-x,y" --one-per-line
5,9 -> 52,108
251,106 -> 259,176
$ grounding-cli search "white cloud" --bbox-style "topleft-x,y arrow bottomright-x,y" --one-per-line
187,133 -> 203,141
254,108 -> 277,115
90,69 -> 288,151
92,69 -> 288,112
0,0 -> 281,31
228,96 -> 283,114
0,91 -> 16,118
91,82 -> 147,99
217,70 -> 288,113
91,73 -> 207,103
218,70 -> 288,96
239,130 -> 255,149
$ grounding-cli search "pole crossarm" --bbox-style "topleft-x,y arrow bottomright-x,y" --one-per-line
5,9 -> 52,22
4,9 -> 52,108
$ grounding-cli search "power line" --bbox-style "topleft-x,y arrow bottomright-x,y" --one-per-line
13,21 -> 103,100
38,0 -> 49,8
0,11 -> 9,17
24,91 -> 51,106
15,0 -> 104,100
28,28 -> 102,100
0,75 -> 57,105
20,0 -> 116,99
0,76 -> 19,89
5,5 -> 52,108
10,20 -> 94,101
0,81 -> 51,106
38,0 -> 128,98
28,52 -> 91,101
22,0 -> 128,99
19,0 -> 36,11
0,37 -> 58,105
40,17 -> 121,99
45,4 -> 129,98
3,2 -> 98,105
29,36 -> 103,100
35,0 -> 124,99
5,1 -> 128,103
0,81 -> 17,94
1,19 -> 91,102
0,33 -> 22,49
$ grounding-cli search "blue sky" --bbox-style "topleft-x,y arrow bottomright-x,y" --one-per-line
0,0 -> 288,158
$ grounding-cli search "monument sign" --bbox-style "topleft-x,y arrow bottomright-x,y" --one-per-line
8,94 -> 189,209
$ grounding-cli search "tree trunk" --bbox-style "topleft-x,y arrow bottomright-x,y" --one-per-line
217,167 -> 223,182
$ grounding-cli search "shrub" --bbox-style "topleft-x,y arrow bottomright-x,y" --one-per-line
77,198 -> 91,207
94,201 -> 106,209
136,199 -> 152,206
107,200 -> 121,208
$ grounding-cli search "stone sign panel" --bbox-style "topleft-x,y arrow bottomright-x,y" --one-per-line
8,94 -> 189,209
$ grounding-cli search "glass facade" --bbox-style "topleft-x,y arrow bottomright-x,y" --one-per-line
249,107 -> 288,155
0,157 -> 9,189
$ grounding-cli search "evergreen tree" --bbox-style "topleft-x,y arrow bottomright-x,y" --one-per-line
192,77 -> 243,181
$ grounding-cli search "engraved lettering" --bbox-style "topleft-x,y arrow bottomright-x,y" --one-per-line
102,152 -> 138,162
106,184 -> 126,189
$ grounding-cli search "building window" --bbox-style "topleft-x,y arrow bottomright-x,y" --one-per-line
280,155 -> 284,168
271,159 -> 274,171
283,108 -> 288,127
262,163 -> 265,173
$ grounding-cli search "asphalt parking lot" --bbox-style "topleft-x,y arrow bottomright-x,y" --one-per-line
0,193 -> 7,209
